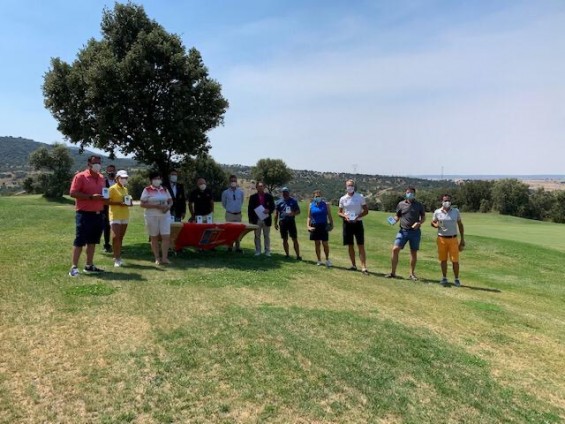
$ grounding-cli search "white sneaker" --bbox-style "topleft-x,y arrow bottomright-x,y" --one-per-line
264,251 -> 271,257
316,261 -> 323,266
254,252 -> 261,256
114,259 -> 122,267
326,260 -> 332,268
69,266 -> 79,277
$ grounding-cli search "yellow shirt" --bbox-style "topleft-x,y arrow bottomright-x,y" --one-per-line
109,183 -> 130,221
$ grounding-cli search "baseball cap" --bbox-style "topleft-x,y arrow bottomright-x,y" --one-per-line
116,170 -> 129,178
281,187 -> 289,192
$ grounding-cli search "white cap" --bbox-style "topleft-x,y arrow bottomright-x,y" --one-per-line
116,170 -> 129,178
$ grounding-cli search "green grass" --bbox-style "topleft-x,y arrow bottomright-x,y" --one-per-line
0,195 -> 564,423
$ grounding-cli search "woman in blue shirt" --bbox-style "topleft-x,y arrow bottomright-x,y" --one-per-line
307,190 -> 334,267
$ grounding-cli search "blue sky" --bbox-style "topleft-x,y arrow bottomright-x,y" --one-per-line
1,0 -> 564,175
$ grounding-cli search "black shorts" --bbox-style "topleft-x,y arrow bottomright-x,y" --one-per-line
343,220 -> 364,245
279,219 -> 298,239
309,223 -> 329,241
74,211 -> 104,247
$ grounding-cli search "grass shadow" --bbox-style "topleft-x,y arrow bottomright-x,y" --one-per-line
84,271 -> 148,282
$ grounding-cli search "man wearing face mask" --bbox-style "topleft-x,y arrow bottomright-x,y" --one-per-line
338,179 -> 369,274
68,155 -> 107,277
188,177 -> 214,222
274,187 -> 302,260
164,169 -> 187,222
102,164 -> 116,253
386,187 -> 426,281
221,175 -> 245,252
431,194 -> 465,287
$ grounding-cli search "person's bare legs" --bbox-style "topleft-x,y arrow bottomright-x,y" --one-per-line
441,260 -> 448,277
72,246 -> 83,267
409,249 -> 418,276
282,238 -> 290,256
348,244 -> 356,267
322,241 -> 330,261
359,244 -> 367,270
85,244 -> 96,266
390,245 -> 401,275
161,235 -> 170,263
292,238 -> 300,258
314,240 -> 322,262
150,236 -> 160,262
453,261 -> 460,279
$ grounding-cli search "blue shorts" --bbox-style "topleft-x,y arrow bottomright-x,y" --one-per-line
74,211 -> 104,247
394,228 -> 421,251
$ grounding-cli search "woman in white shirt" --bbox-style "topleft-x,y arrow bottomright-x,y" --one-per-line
140,172 -> 173,265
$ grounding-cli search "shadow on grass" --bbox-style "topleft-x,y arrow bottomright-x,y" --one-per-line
122,243 -> 287,271
83,271 -> 148,282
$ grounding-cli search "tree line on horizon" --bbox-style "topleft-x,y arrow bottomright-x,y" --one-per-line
4,2 -> 564,224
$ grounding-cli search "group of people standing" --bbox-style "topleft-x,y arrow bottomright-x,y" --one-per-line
68,156 -> 465,286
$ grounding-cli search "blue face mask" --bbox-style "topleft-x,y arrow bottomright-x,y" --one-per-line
314,196 -> 321,203
405,192 -> 415,200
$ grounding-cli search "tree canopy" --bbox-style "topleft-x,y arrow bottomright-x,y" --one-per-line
43,2 -> 228,178
251,158 -> 292,194
27,144 -> 73,198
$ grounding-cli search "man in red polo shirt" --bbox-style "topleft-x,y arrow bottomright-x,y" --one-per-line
68,155 -> 107,276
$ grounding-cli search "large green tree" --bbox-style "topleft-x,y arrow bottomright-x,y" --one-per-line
28,144 -> 73,198
43,2 -> 228,178
491,179 -> 531,217
251,158 -> 292,194
181,154 -> 228,201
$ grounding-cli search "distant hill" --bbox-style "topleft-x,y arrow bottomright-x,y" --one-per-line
1,136 -> 456,200
0,136 -> 140,172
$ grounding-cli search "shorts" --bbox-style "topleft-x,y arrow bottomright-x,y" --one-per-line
437,236 -> 459,262
279,219 -> 298,239
343,221 -> 364,245
309,223 -> 329,241
73,211 -> 104,247
145,214 -> 171,237
394,228 -> 421,250
110,219 -> 129,225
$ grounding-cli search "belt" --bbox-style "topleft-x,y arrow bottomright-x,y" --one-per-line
438,235 -> 457,238
227,211 -> 241,215
77,210 -> 102,215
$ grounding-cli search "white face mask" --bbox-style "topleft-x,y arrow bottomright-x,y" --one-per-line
199,184 -> 207,191
152,179 -> 162,187
169,175 -> 178,183
91,163 -> 102,173
346,186 -> 355,194
230,182 -> 237,188
442,201 -> 451,209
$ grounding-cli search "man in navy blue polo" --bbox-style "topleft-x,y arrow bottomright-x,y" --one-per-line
274,187 -> 302,260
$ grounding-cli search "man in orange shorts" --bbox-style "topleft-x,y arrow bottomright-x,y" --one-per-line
431,194 -> 465,287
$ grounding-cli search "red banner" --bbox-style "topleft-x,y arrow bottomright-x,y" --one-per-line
174,223 -> 256,251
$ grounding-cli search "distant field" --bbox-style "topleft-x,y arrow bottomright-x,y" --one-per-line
0,196 -> 563,423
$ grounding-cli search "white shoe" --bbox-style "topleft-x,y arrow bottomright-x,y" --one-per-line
316,261 -> 323,266
326,260 -> 332,268
254,252 -> 261,256
264,251 -> 271,257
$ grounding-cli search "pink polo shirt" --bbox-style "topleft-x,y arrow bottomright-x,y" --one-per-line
70,169 -> 106,212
